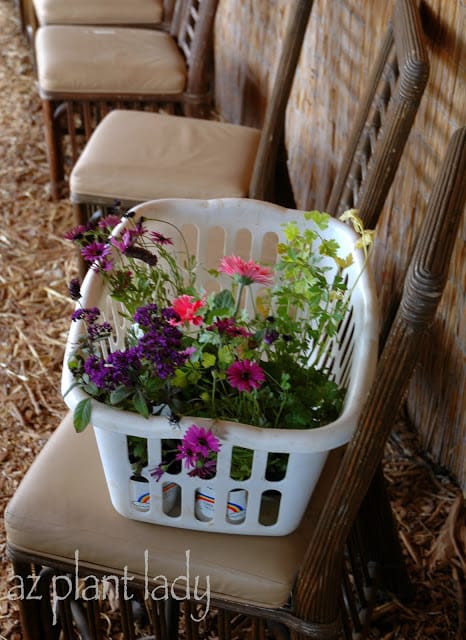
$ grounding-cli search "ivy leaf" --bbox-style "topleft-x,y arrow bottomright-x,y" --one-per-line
73,398 -> 92,433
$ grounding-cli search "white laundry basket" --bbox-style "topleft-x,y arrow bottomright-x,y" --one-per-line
62,197 -> 379,536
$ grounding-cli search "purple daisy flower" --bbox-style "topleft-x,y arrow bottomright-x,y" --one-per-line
81,241 -> 112,264
175,441 -> 198,471
264,329 -> 280,345
188,457 -> 217,479
149,464 -> 165,481
98,214 -> 121,229
149,231 -> 173,246
64,225 -> 87,241
207,318 -> 251,337
111,227 -> 143,253
226,360 -> 265,393
183,424 -> 221,458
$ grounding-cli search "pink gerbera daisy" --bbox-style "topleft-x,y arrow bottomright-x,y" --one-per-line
226,360 -> 266,393
219,256 -> 274,286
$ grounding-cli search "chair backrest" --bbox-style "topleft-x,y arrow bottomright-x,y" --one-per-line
294,127 -> 466,627
249,0 -> 315,204
325,0 -> 429,229
163,0 -> 176,26
170,0 -> 220,105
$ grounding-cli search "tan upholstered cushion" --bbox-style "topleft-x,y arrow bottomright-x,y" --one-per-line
35,26 -> 186,95
5,413 -> 337,608
70,110 -> 262,204
33,0 -> 164,26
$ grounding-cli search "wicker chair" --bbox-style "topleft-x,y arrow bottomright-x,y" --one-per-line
15,0 -> 37,40
32,0 -> 173,29
17,0 -> 175,45
64,0 -> 314,278
6,127 -> 466,640
35,0 -> 219,200
69,0 -> 428,237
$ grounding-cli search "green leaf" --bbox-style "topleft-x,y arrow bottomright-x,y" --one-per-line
305,210 -> 330,229
213,289 -> 235,310
217,345 -> 233,366
73,398 -> 92,433
201,352 -> 216,368
133,390 -> 149,418
319,238 -> 340,258
110,386 -> 133,405
172,368 -> 188,387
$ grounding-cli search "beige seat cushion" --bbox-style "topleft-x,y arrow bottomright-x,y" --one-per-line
36,26 -> 186,95
33,0 -> 164,26
5,412 -> 338,609
70,110 -> 262,204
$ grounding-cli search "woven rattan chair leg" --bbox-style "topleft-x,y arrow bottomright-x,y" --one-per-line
273,136 -> 296,209
82,597 -> 105,639
10,560 -> 45,640
216,608 -> 231,640
52,573 -> 76,639
16,0 -> 27,34
166,598 -> 180,640
183,601 -> 198,640
120,593 -> 137,640
267,620 -> 291,640
357,466 -> 414,600
252,616 -> 268,640
41,99 -> 64,201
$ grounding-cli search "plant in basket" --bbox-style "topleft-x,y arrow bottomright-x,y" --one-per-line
63,203 -> 374,531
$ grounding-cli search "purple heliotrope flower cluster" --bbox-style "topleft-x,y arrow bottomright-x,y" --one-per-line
150,424 -> 221,481
133,304 -> 189,380
84,349 -> 141,390
78,303 -> 190,393
71,307 -> 113,341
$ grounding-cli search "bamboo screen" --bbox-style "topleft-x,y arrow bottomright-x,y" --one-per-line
214,0 -> 466,488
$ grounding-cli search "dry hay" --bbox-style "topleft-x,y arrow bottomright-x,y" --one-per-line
0,1 -> 465,638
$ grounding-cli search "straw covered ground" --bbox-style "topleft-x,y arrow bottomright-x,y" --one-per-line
0,1 -> 465,638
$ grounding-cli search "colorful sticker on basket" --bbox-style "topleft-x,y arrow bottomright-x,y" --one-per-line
195,488 -> 215,521
227,500 -> 245,515
226,492 -> 247,522
132,482 -> 178,509
163,482 -> 178,494
195,487 -> 247,523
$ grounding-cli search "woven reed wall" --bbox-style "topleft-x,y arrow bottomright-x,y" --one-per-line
214,0 -> 466,487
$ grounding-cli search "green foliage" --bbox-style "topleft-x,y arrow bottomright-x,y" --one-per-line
73,398 -> 91,433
